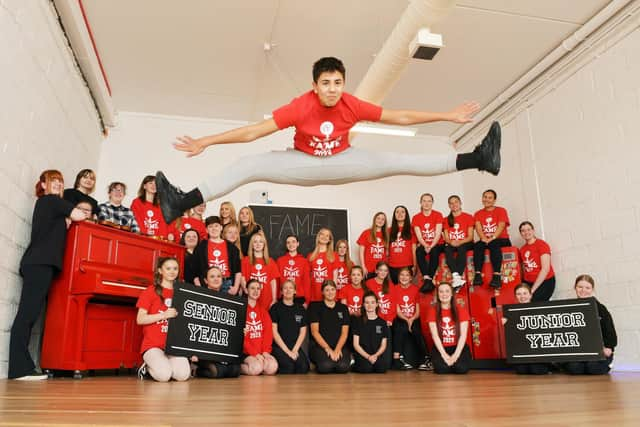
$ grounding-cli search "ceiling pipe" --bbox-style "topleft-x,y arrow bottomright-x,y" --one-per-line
451,0 -> 635,147
354,0 -> 456,104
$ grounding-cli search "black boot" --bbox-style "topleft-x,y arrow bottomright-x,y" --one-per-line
456,121 -> 501,175
419,278 -> 435,294
155,171 -> 204,223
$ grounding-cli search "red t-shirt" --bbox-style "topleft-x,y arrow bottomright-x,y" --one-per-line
394,284 -> 420,319
169,217 -> 208,241
357,229 -> 387,273
365,279 -> 396,323
276,253 -> 311,302
131,199 -> 168,237
474,207 -> 510,239
332,259 -> 351,297
136,285 -> 173,354
388,228 -> 416,267
272,91 -> 382,157
411,210 -> 445,246
341,285 -> 365,316
207,240 -> 230,278
241,257 -> 280,309
243,303 -> 273,356
442,212 -> 475,242
520,239 -> 555,283
308,252 -> 335,302
427,305 -> 470,347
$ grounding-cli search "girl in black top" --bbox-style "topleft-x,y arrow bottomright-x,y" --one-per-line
308,280 -> 351,374
352,291 -> 390,373
63,169 -> 99,217
564,274 -> 617,375
238,206 -> 262,257
270,279 -> 309,374
180,229 -> 200,284
9,170 -> 89,380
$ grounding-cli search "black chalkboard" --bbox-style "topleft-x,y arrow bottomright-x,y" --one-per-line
503,297 -> 604,364
249,204 -> 349,259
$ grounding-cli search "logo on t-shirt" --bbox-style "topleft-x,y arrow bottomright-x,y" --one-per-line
349,295 -> 361,314
209,248 -> 229,276
523,250 -> 538,272
483,217 -> 497,236
441,316 -> 456,345
450,223 -> 466,241
422,223 -> 435,242
251,263 -> 267,284
246,310 -> 263,339
312,259 -> 328,283
377,291 -> 391,315
370,238 -> 385,259
399,295 -> 415,317
295,314 -> 303,324
376,325 -> 382,334
337,311 -> 344,320
144,209 -> 159,234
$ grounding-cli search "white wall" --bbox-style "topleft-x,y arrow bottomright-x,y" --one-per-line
97,112 -> 465,254
0,0 -> 103,378
464,27 -> 640,370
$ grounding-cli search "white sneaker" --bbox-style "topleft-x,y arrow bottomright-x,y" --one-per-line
452,273 -> 465,289
14,373 -> 48,381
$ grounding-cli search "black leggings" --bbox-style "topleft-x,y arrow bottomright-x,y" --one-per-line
444,242 -> 474,276
353,352 -> 390,373
563,356 -> 613,375
310,345 -> 351,374
526,277 -> 556,302
431,344 -> 472,374
513,363 -> 550,375
272,346 -> 310,374
416,244 -> 445,278
473,238 -> 511,273
392,318 -> 426,357
197,361 -> 241,378
9,264 -> 56,379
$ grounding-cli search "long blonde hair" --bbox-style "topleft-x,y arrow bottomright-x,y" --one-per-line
368,211 -> 389,247
309,228 -> 335,263
248,232 -> 271,265
219,201 -> 238,227
335,239 -> 353,270
239,206 -> 259,234
223,223 -> 242,255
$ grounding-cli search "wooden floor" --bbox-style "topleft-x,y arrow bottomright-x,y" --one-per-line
1,371 -> 640,426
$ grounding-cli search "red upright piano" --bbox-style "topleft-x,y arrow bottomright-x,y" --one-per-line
40,221 -> 184,378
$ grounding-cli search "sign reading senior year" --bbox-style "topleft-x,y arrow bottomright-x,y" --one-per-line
503,297 -> 604,364
165,283 -> 246,363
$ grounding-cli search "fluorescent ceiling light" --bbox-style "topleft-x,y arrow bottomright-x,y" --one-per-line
352,123 -> 417,137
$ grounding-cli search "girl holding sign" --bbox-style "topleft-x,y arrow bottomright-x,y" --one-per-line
563,275 -> 617,375
136,257 -> 191,382
270,280 -> 310,374
427,282 -> 472,374
242,279 -> 279,376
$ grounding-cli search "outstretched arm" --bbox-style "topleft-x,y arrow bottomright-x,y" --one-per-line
174,118 -> 280,157
379,101 -> 479,126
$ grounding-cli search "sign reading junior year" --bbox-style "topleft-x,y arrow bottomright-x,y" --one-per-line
165,283 -> 247,363
503,297 -> 604,364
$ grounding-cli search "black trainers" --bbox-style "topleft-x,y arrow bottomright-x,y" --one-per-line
419,278 -> 435,294
418,357 -> 433,371
490,274 -> 502,289
473,121 -> 501,175
473,273 -> 484,286
399,356 -> 413,370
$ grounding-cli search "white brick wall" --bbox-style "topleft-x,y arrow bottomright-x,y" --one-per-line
0,0 -> 103,378
465,27 -> 640,370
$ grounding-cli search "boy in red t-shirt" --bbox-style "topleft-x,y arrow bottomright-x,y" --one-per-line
156,57 -> 502,224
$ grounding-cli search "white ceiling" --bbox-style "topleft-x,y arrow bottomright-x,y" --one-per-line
80,0 -> 611,136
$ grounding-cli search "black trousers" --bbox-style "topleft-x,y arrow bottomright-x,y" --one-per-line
353,352 -> 390,373
389,265 -> 413,285
444,242 -> 474,276
272,346 -> 310,374
9,265 -> 56,379
526,277 -> 556,302
416,244 -> 445,278
309,345 -> 351,374
197,361 -> 241,378
513,363 -> 550,375
473,238 -> 511,273
431,344 -> 472,374
563,356 -> 613,375
392,318 -> 426,357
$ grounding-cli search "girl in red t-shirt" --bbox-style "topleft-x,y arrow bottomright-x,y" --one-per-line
472,189 -> 512,288
427,282 -> 472,374
365,261 -> 396,326
519,221 -> 555,301
308,228 -> 336,302
357,212 -> 389,279
131,175 -> 169,239
136,257 -> 191,382
388,205 -> 417,284
241,233 -> 279,309
443,195 -> 475,289
241,279 -> 278,376
333,239 -> 354,298
412,193 -> 445,293
341,265 -> 366,317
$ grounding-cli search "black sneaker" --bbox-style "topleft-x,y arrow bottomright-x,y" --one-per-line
473,273 -> 484,286
490,274 -> 502,289
392,358 -> 405,371
473,121 -> 501,175
418,357 -> 434,371
419,278 -> 435,294
399,356 -> 413,370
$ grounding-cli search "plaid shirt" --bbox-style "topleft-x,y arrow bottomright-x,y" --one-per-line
98,203 -> 141,233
